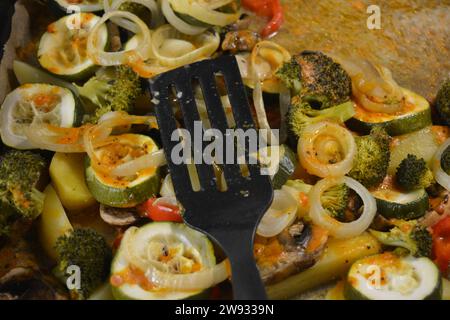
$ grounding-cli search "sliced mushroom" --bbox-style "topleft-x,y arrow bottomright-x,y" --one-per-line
99,204 -> 140,227
222,30 -> 261,54
256,222 -> 327,285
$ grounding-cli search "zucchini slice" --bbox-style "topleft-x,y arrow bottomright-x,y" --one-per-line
38,13 -> 108,80
111,222 -> 216,300
346,88 -> 432,136
0,83 -> 82,149
53,0 -> 103,12
371,188 -> 429,220
272,145 -> 298,189
85,134 -> 161,208
344,253 -> 442,300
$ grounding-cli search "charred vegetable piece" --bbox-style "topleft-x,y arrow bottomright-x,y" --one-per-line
221,30 -> 261,53
55,228 -> 112,300
396,154 -> 434,191
349,127 -> 390,188
369,219 -> 432,258
435,79 -> 450,126
277,51 -> 351,109
0,150 -> 48,226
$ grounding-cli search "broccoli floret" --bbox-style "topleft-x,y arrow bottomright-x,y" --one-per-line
435,79 -> 450,126
369,220 -> 432,257
119,2 -> 152,26
0,150 -> 47,224
55,228 -> 112,300
276,51 -> 352,109
441,145 -> 450,175
288,98 -> 355,138
395,154 -> 434,191
285,179 -> 348,220
348,127 -> 390,188
76,66 -> 142,123
321,183 -> 349,220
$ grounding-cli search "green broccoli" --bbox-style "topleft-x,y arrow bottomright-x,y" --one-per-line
395,154 -> 434,191
55,228 -> 112,300
435,79 -> 450,126
348,127 -> 390,188
285,179 -> 348,220
119,2 -> 152,26
76,66 -> 142,123
369,219 -> 432,258
0,150 -> 47,228
441,145 -> 450,175
321,183 -> 349,220
276,51 -> 352,109
287,98 -> 355,138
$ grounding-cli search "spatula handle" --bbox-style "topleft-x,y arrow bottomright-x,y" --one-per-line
218,231 -> 267,300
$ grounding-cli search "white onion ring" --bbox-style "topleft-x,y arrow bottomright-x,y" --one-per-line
253,80 -> 278,145
83,112 -> 159,176
122,225 -> 229,291
25,123 -> 89,153
334,56 -> 404,114
104,0 -> 164,31
87,11 -> 152,66
145,260 -> 229,291
257,189 -> 298,238
161,0 -> 207,35
169,0 -> 240,27
309,176 -> 377,239
111,149 -> 167,176
151,24 -> 220,67
298,121 -> 356,178
433,138 -> 450,191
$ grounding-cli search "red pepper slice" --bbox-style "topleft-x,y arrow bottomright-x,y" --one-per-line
138,197 -> 183,223
432,216 -> 450,275
242,0 -> 284,38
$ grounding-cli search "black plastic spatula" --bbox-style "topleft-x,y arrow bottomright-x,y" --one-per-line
147,55 -> 274,300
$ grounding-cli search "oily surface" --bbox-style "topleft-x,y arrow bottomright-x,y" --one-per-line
266,0 -> 450,101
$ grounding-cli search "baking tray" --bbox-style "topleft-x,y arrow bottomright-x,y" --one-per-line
0,0 -> 16,61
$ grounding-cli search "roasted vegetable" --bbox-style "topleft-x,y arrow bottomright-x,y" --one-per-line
0,150 -> 48,228
435,79 -> 450,126
276,51 -> 351,109
39,185 -> 73,261
76,66 -> 142,123
287,98 -> 355,139
369,219 -> 432,258
55,228 -> 111,300
396,154 -> 434,191
344,253 -> 441,300
349,127 -> 390,188
50,153 -> 96,211
266,233 -> 381,299
441,145 -> 450,175
320,183 -> 349,220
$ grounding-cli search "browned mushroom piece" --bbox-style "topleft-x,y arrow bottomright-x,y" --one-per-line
221,30 -> 261,54
256,222 -> 327,285
99,204 -> 140,227
0,225 -> 68,300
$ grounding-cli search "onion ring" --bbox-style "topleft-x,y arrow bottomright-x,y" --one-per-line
309,176 -> 377,239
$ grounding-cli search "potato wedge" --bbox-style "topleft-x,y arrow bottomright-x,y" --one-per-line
50,153 -> 96,211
